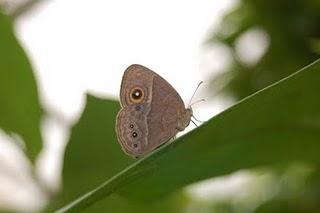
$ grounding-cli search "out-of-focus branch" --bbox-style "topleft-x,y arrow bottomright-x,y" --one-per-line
10,0 -> 45,19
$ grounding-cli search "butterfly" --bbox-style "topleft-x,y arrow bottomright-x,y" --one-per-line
116,64 -> 202,158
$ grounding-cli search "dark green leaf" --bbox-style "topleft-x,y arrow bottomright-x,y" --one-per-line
0,11 -> 42,161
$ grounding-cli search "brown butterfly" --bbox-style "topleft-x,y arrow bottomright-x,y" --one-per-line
116,64 -> 201,158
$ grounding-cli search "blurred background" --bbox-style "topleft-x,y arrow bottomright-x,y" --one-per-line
0,0 -> 320,212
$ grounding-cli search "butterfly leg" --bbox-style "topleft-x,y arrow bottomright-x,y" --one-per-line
191,119 -> 198,127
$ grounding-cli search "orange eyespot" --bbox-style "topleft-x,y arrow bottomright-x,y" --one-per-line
129,87 -> 144,103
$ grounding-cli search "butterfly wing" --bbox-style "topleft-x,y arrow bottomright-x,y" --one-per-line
119,64 -> 154,107
145,75 -> 188,150
116,103 -> 150,158
116,64 -> 190,158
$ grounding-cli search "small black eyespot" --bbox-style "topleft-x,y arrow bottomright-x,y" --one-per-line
131,89 -> 142,100
129,124 -> 134,128
132,132 -> 138,138
133,143 -> 138,148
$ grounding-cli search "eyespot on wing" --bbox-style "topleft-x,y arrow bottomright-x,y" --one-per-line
115,105 -> 149,158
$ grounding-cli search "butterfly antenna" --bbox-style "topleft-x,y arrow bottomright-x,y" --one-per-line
188,81 -> 203,107
189,98 -> 206,107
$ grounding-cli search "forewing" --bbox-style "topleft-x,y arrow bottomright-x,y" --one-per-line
146,75 -> 187,151
119,64 -> 155,107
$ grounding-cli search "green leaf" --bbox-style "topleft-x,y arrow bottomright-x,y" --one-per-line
52,95 -> 187,212
59,96 -> 133,202
58,59 -> 320,212
0,11 -> 42,161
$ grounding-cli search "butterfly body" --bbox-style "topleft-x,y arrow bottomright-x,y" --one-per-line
116,64 -> 191,158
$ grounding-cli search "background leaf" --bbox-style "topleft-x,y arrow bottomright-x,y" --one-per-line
56,96 -> 132,203
208,0 -> 320,100
51,95 -> 190,212
58,59 -> 320,212
0,11 -> 42,162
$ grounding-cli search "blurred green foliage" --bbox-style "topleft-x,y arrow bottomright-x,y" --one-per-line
209,0 -> 320,100
0,10 -> 42,162
256,168 -> 320,212
205,0 -> 320,211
